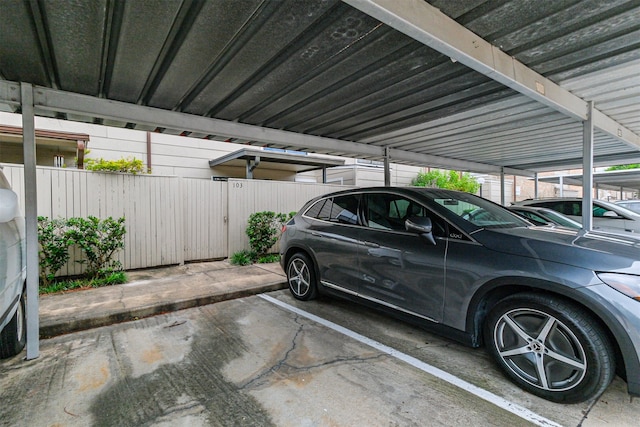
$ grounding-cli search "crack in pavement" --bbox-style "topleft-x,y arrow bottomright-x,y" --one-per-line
239,315 -> 387,391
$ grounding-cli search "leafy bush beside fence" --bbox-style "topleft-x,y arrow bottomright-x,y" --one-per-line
231,211 -> 294,265
66,216 -> 126,278
38,217 -> 71,287
37,216 -> 126,289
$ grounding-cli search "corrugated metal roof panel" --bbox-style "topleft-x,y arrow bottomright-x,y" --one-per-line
0,0 -> 638,173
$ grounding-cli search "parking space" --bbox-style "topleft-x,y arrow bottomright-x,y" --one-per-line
2,290 -> 639,426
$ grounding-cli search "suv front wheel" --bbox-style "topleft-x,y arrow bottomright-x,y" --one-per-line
484,293 -> 614,403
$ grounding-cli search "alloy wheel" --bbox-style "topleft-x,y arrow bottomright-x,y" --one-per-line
493,308 -> 587,392
287,257 -> 311,298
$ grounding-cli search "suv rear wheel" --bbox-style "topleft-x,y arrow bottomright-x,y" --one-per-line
286,253 -> 318,301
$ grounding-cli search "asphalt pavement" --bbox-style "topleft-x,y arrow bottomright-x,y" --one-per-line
6,259 -> 639,426
39,260 -> 287,337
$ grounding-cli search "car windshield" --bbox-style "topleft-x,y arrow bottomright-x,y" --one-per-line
425,190 -> 529,229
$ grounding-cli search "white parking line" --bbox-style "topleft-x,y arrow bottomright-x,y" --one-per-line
259,294 -> 563,427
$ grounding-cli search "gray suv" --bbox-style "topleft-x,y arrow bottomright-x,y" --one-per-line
280,187 -> 640,403
0,167 -> 26,358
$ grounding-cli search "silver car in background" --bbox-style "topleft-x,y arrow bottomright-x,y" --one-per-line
616,200 -> 640,214
280,187 -> 640,403
0,167 -> 26,358
513,197 -> 640,234
508,206 -> 582,229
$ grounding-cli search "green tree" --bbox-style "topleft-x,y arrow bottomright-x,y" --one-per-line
412,170 -> 480,193
606,164 -> 640,171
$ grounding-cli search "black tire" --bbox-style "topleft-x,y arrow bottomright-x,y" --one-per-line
286,253 -> 318,301
0,290 -> 26,359
484,293 -> 614,403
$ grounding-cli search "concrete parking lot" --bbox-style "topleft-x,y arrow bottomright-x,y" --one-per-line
2,289 -> 640,426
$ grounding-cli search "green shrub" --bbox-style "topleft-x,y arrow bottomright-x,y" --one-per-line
257,254 -> 280,264
37,217 -> 71,287
39,271 -> 127,294
246,211 -> 288,258
66,216 -> 126,279
85,157 -> 145,174
230,250 -> 255,266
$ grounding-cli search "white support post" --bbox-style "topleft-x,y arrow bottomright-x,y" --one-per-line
384,147 -> 391,187
534,173 -> 539,198
500,168 -> 505,206
559,176 -> 564,197
582,101 -> 595,231
21,83 -> 39,360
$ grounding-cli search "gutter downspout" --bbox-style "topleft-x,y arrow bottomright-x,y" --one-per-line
146,131 -> 152,173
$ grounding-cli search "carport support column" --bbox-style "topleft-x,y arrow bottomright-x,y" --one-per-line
582,101 -> 595,231
246,156 -> 260,179
500,168 -> 505,206
384,147 -> 391,187
21,83 -> 39,359
534,173 -> 539,198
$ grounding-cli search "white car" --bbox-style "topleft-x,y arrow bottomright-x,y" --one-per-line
513,197 -> 640,234
616,200 -> 640,214
0,167 -> 26,358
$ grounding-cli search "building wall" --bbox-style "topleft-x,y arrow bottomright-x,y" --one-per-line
0,142 -> 77,167
0,112 -> 302,180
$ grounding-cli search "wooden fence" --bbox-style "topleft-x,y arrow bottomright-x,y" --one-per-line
1,164 -> 346,275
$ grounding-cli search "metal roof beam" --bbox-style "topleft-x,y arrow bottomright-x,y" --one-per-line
343,0 -> 640,150
0,80 -> 518,174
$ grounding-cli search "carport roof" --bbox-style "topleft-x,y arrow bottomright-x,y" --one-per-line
538,169 -> 640,192
209,148 -> 345,173
0,0 -> 639,176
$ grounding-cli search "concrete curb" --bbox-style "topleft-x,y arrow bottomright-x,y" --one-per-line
40,280 -> 287,338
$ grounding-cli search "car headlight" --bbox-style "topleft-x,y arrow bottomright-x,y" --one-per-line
597,272 -> 640,301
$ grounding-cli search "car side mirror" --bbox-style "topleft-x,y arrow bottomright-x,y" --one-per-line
0,188 -> 19,223
602,210 -> 620,218
405,216 -> 436,245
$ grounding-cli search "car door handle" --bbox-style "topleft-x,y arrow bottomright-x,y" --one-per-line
311,232 -> 323,237
363,241 -> 380,248
363,274 -> 376,283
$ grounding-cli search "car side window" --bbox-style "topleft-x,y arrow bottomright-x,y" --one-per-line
305,195 -> 361,225
593,204 -> 622,218
364,193 -> 447,236
365,193 -> 408,231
